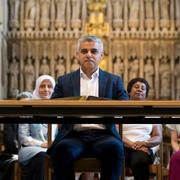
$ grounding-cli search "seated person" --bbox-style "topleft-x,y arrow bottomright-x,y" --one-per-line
166,124 -> 180,180
47,35 -> 128,180
18,75 -> 57,180
1,124 -> 18,180
0,91 -> 32,180
16,91 -> 33,100
123,77 -> 162,180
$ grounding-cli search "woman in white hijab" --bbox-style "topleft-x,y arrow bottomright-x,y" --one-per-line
32,74 -> 55,99
18,75 -> 56,180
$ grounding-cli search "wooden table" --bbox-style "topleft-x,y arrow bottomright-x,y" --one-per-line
0,100 -> 179,123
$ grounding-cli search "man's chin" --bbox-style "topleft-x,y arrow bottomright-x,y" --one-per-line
83,63 -> 96,70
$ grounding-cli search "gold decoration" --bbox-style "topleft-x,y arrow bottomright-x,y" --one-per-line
99,55 -> 108,71
85,0 -> 110,37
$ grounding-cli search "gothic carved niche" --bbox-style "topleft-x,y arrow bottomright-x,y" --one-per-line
54,41 -> 67,60
128,56 -> 139,81
9,0 -> 20,30
55,0 -> 67,31
128,0 -> 140,31
112,42 -> 124,58
71,57 -> 79,72
69,41 -> 80,72
174,44 -> 180,99
144,57 -> 154,88
24,0 -> 36,31
127,42 -> 139,58
55,55 -> 66,78
8,56 -> 19,97
175,0 -> 180,31
36,42 -> 50,75
24,55 -> 35,91
144,0 -> 154,30
174,57 -> 180,100
113,56 -> 124,78
160,0 -> 170,30
144,56 -> 155,98
39,55 -> 50,75
70,41 -> 77,60
5,0 -> 179,37
159,56 -> 171,99
112,41 -> 125,77
71,0 -> 82,31
111,0 -> 124,30
39,0 -> 51,30
4,0 -> 180,100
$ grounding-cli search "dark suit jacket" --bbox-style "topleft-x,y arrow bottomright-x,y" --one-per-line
47,68 -> 128,154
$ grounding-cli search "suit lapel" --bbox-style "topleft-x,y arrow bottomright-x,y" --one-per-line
71,69 -> 108,97
99,69 -> 108,97
71,69 -> 80,96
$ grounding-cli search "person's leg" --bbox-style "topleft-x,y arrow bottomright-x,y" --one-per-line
92,134 -> 124,180
51,136 -> 86,180
78,172 -> 95,180
24,151 -> 47,180
128,149 -> 150,180
169,151 -> 180,180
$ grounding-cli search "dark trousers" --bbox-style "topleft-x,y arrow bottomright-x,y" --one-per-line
51,129 -> 124,180
22,152 -> 47,180
0,154 -> 16,180
125,147 -> 154,180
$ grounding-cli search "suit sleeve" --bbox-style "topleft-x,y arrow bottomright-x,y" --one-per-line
51,77 -> 64,99
115,76 -> 129,100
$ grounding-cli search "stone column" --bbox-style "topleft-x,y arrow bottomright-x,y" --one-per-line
50,41 -> 55,78
20,0 -> 24,31
124,42 -> 128,87
124,0 -> 128,32
139,42 -> 144,77
139,0 -> 145,31
170,42 -> 175,99
66,41 -> 70,73
170,0 -> 175,31
20,41 -> 24,92
175,0 -> 180,31
154,41 -> 160,99
145,0 -> 154,31
35,41 -> 39,79
154,0 -> 160,32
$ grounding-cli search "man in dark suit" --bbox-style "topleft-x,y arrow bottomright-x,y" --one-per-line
47,35 -> 128,180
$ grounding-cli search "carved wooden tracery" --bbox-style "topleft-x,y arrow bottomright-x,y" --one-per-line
5,0 -> 180,99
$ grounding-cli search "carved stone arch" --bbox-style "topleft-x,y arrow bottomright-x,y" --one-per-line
127,42 -> 140,59
175,43 -> 180,58
143,42 -> 153,57
54,41 -> 66,59
111,40 -> 119,57
70,40 -> 76,59
11,42 -> 20,59
116,43 -> 125,58
159,42 -> 172,58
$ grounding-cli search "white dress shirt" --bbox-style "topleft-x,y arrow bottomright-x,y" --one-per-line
74,68 -> 105,130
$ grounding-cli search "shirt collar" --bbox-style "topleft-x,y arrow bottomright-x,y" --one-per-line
80,67 -> 99,79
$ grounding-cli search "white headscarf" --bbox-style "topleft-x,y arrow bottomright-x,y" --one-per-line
32,75 -> 56,99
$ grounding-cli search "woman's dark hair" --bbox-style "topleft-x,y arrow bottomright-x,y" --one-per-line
127,77 -> 150,97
